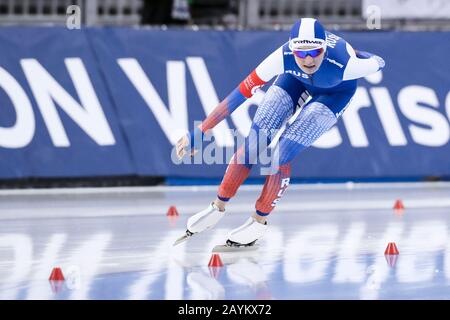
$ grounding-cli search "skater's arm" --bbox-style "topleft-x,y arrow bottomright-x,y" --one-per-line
197,46 -> 284,134
177,46 -> 284,158
343,44 -> 385,80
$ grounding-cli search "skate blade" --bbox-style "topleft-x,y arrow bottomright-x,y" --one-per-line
173,232 -> 193,246
212,244 -> 259,253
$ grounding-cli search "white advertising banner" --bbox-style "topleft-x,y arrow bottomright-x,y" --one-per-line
363,0 -> 450,18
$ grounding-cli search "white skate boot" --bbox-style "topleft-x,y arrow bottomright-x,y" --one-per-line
173,202 -> 225,246
212,217 -> 268,252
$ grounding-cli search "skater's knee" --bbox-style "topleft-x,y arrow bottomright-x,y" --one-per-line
261,136 -> 303,169
296,102 -> 337,140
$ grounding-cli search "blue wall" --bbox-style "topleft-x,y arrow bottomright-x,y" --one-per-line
0,27 -> 449,179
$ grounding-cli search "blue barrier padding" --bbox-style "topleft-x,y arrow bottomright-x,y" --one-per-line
0,27 -> 448,180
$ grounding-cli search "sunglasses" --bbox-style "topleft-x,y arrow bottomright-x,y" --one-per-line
293,48 -> 324,59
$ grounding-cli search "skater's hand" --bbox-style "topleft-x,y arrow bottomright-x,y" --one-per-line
176,134 -> 198,159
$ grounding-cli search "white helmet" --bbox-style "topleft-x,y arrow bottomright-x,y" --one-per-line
288,18 -> 327,52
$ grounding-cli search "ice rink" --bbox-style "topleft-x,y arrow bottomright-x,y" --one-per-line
1,182 -> 450,300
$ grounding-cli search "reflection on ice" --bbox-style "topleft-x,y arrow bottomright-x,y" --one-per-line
0,203 -> 449,299
187,272 -> 225,300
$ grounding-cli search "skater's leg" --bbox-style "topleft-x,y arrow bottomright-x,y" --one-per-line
215,145 -> 251,210
225,100 -> 345,246
251,83 -> 358,219
253,162 -> 292,222
249,101 -> 338,220
257,100 -> 339,210
176,76 -> 309,246
214,77 -> 299,210
253,92 -> 357,214
215,125 -> 269,208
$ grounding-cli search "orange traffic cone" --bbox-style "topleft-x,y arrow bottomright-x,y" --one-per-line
49,267 -> 65,281
208,254 -> 223,267
208,254 -> 223,279
385,242 -> 399,255
167,206 -> 179,217
393,200 -> 405,211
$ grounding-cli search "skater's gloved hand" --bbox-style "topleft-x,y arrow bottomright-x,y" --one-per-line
176,134 -> 198,159
354,49 -> 370,59
355,49 -> 385,67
